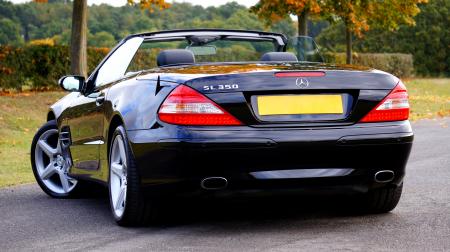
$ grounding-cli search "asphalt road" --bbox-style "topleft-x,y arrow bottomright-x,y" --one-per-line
1,118 -> 449,252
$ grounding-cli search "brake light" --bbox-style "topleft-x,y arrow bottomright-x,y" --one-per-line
360,81 -> 409,122
158,85 -> 242,126
274,71 -> 326,77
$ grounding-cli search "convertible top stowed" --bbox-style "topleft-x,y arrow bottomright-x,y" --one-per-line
31,29 -> 413,226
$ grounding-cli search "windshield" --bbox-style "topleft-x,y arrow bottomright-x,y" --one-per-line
288,36 -> 324,63
126,33 -> 323,74
127,37 -> 277,73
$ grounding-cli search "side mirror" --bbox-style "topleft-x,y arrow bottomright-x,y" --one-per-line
58,75 -> 85,92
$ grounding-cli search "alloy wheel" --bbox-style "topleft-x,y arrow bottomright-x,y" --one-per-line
109,134 -> 128,218
34,128 -> 77,194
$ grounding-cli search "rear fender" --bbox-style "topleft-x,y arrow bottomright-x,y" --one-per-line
104,78 -> 177,131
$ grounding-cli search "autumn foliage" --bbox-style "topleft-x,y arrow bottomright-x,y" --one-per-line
251,0 -> 322,24
252,0 -> 427,37
127,0 -> 170,12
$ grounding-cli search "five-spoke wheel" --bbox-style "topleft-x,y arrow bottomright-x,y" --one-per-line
31,120 -> 78,197
32,121 -> 156,225
108,125 -> 156,226
109,134 -> 128,218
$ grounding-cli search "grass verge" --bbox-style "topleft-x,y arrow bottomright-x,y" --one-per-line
0,78 -> 449,187
0,91 -> 64,187
405,78 -> 450,120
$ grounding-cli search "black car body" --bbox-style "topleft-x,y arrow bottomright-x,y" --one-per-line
31,29 -> 413,226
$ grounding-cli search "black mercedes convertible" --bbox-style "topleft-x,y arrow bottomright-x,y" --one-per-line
31,29 -> 413,226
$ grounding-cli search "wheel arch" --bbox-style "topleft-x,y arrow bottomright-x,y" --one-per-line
47,110 -> 56,122
107,114 -> 126,161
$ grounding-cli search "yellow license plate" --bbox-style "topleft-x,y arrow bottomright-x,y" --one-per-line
257,95 -> 343,116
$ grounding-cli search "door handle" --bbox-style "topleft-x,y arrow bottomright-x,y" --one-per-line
96,95 -> 105,106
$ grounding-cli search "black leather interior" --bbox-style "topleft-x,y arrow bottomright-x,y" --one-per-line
157,49 -> 195,66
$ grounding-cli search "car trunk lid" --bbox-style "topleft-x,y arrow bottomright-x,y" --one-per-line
158,63 -> 398,126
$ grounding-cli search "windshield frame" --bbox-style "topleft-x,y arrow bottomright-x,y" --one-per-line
129,29 -> 288,52
86,29 -> 291,89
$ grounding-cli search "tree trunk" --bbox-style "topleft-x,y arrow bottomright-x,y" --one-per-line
345,26 -> 352,64
297,11 -> 308,36
24,24 -> 29,42
70,0 -> 88,77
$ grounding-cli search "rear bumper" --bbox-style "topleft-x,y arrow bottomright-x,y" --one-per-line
127,121 -> 413,195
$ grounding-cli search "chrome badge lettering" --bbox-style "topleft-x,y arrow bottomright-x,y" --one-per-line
203,84 -> 239,91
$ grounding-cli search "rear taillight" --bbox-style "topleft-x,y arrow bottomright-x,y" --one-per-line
158,85 -> 242,126
360,81 -> 409,123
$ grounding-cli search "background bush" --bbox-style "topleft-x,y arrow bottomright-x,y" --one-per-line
0,44 -> 415,91
323,53 -> 414,78
317,0 -> 449,77
0,1 -> 447,76
0,45 -> 109,91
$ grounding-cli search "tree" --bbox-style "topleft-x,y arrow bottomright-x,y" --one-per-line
321,1 -> 369,64
250,0 -> 323,36
70,0 -> 87,77
0,18 -> 23,45
318,0 -> 447,76
15,3 -> 38,42
252,0 -> 427,64
34,0 -> 170,77
89,31 -> 116,47
324,0 -> 427,64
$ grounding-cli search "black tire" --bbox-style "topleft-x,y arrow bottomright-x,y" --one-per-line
31,120 -> 94,198
108,125 -> 157,226
361,183 -> 403,213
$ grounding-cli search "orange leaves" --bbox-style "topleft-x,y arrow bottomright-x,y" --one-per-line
37,0 -> 171,12
324,1 -> 366,36
93,47 -> 111,54
283,0 -> 321,14
126,0 -> 171,12
367,0 -> 427,31
252,0 -> 427,38
269,13 -> 284,23
1,67 -> 13,75
251,0 -> 323,25
322,0 -> 426,38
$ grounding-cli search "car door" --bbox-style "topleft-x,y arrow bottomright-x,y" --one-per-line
67,37 -> 143,178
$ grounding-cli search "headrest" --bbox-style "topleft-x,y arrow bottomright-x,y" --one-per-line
260,52 -> 298,62
157,49 -> 195,67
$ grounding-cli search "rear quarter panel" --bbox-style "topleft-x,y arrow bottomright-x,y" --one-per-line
104,78 -> 178,131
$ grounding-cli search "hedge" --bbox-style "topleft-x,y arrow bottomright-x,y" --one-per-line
323,52 -> 414,78
0,45 -> 414,91
0,45 -> 110,91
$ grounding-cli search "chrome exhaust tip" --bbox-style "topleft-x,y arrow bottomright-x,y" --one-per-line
374,170 -> 395,183
201,177 -> 228,190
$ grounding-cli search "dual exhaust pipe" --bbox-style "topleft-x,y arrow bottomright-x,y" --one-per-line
200,171 -> 394,190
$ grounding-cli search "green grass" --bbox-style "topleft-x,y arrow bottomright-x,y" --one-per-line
404,78 -> 450,120
0,78 -> 449,187
0,91 -> 65,187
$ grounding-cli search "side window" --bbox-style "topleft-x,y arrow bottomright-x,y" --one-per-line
95,37 -> 143,87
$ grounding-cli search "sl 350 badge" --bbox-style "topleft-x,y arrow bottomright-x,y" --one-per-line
203,84 -> 239,91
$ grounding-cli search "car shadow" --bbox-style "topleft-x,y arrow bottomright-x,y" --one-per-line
64,187 -> 397,231
147,193 -> 387,227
